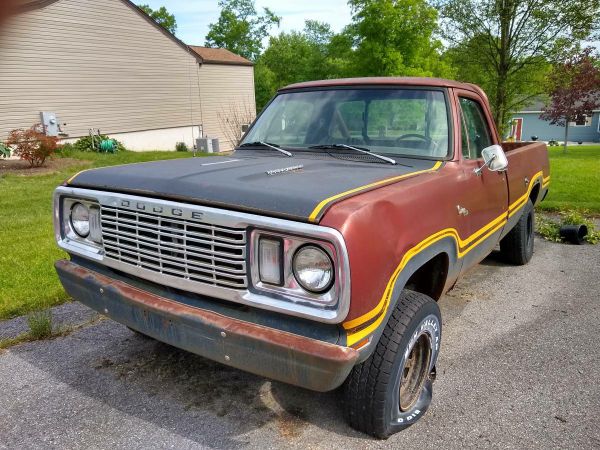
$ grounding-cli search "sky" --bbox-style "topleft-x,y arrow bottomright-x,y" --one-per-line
141,0 -> 353,46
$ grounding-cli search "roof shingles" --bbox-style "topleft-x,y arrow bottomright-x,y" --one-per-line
189,46 -> 253,66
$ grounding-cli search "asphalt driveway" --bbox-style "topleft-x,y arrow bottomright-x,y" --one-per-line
1,238 -> 599,449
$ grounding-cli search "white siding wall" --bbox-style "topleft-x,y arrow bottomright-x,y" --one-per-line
61,125 -> 202,151
0,0 -> 204,146
198,64 -> 256,151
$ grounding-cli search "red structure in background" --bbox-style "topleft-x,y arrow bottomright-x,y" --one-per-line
510,118 -> 523,141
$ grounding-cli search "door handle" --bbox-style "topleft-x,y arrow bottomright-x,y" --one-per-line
457,205 -> 469,216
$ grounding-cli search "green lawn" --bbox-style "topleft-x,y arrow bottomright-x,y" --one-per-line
537,145 -> 600,214
0,150 -> 203,320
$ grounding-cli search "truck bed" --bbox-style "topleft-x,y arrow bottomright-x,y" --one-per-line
502,141 -> 550,209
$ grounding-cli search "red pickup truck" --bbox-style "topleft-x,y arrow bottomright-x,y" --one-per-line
54,77 -> 549,438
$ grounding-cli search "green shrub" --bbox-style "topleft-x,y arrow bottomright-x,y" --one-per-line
0,142 -> 11,158
73,134 -> 126,152
6,125 -> 59,167
27,310 -> 53,339
536,215 -> 561,242
175,142 -> 188,152
536,210 -> 600,244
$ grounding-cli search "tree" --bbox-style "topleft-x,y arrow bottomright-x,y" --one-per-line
254,21 -> 338,108
254,62 -> 277,110
346,0 -> 453,78
260,25 -> 332,85
326,27 -> 358,78
436,0 -> 600,133
303,20 -> 334,48
205,0 -> 280,61
540,48 -> 600,153
217,99 -> 256,146
138,4 -> 177,34
444,35 -> 552,136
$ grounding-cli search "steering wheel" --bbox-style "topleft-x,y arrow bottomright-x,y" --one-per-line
395,133 -> 437,149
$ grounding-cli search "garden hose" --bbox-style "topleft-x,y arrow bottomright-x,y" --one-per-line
99,139 -> 117,153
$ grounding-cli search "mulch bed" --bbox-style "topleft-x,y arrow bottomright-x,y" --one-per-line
0,157 -> 85,176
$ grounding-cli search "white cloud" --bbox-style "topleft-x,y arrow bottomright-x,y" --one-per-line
139,0 -> 352,46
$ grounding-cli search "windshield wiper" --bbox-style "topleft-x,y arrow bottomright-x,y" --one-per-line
238,141 -> 292,157
308,144 -> 397,165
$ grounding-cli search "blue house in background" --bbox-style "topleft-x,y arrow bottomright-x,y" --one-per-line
510,100 -> 600,143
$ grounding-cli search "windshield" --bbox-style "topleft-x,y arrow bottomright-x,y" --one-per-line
242,88 -> 451,158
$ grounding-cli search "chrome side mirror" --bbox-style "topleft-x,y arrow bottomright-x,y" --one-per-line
474,144 -> 508,176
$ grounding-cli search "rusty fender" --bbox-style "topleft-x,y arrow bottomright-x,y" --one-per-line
55,259 -> 358,392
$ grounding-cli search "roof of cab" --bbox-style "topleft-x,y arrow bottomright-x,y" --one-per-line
279,77 -> 486,96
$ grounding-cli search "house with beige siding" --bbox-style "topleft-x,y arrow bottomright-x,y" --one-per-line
0,0 -> 256,151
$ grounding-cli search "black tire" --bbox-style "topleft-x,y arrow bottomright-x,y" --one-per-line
343,290 -> 442,439
500,198 -> 534,265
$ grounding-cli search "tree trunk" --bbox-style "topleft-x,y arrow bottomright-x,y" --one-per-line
494,4 -> 510,137
494,76 -> 508,135
563,121 -> 569,154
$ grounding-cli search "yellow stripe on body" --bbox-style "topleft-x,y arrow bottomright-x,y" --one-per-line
67,169 -> 90,184
345,169 -> 548,346
542,175 -> 550,189
308,161 -> 443,222
344,221 -> 506,345
507,171 -> 544,218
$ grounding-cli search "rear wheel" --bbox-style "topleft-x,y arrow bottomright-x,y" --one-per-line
343,290 -> 441,439
500,198 -> 535,265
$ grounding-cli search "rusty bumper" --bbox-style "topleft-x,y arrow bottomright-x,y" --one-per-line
55,259 -> 358,392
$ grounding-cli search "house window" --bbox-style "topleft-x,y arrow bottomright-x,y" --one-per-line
569,115 -> 592,127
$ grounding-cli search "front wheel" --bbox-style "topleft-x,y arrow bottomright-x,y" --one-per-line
343,290 -> 441,439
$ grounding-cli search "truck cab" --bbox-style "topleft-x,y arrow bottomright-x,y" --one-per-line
54,77 -> 549,438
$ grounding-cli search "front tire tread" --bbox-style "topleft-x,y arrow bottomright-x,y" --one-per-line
343,290 -> 438,438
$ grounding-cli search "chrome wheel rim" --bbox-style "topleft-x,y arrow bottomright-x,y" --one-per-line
399,334 -> 432,412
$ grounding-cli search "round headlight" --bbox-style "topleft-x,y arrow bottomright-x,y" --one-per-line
70,202 -> 90,237
292,245 -> 334,293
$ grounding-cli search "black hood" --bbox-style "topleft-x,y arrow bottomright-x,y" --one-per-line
68,151 -> 441,222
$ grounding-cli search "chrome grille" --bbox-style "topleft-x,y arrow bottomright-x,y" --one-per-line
100,206 -> 247,289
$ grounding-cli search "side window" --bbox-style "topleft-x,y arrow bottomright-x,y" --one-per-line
459,97 -> 493,159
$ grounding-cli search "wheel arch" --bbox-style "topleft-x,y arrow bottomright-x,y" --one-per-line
529,181 -> 541,206
404,252 -> 450,301
386,236 -> 459,310
351,236 -> 459,360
